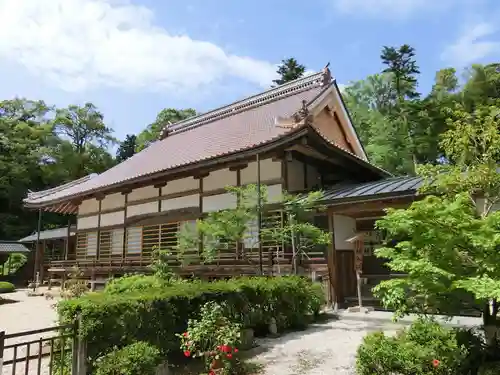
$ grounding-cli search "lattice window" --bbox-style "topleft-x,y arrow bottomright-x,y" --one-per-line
159,222 -> 179,252
126,227 -> 142,255
142,224 -> 160,258
87,231 -> 98,256
99,230 -> 112,259
111,228 -> 124,255
76,232 -> 88,259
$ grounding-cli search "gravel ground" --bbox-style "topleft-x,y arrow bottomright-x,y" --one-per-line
1,288 -> 60,375
252,317 -> 398,375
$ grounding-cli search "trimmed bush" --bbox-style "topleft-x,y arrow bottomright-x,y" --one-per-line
94,342 -> 162,375
58,276 -> 323,369
0,281 -> 15,293
356,318 -> 483,375
104,274 -> 168,294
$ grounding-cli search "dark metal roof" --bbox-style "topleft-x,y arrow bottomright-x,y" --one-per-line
0,242 -> 30,254
18,225 -> 76,243
322,176 -> 422,203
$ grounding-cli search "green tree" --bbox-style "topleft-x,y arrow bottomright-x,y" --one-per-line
136,108 -> 196,151
380,44 -> 420,101
373,102 -> 500,351
272,58 -> 306,86
343,74 -> 414,175
0,99 -> 56,239
52,102 -> 116,180
116,134 -> 137,162
262,191 -> 331,274
462,63 -> 500,111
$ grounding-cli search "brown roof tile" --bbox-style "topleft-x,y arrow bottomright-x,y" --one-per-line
23,69 -> 350,207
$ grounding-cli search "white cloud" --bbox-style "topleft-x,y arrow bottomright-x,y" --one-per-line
331,0 -> 450,18
0,0 -> 278,92
441,22 -> 500,67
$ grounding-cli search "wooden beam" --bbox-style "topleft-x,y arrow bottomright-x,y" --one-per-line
328,198 -> 414,215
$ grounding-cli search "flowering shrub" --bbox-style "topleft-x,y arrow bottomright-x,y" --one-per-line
356,318 -> 480,375
177,302 -> 242,375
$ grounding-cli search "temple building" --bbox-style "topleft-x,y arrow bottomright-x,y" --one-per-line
23,67 -> 420,305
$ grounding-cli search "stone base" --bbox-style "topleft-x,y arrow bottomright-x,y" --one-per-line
156,362 -> 170,375
346,306 -> 374,314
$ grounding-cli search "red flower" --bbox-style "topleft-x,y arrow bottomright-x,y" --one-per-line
432,359 -> 440,368
217,345 -> 223,351
209,371 -> 215,375
226,353 -> 233,359
183,350 -> 191,357
220,345 -> 230,353
183,332 -> 189,337
234,348 -> 239,353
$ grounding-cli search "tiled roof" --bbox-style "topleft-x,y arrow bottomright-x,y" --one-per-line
18,225 -> 77,243
0,242 -> 30,254
321,176 -> 422,203
24,70 -> 333,207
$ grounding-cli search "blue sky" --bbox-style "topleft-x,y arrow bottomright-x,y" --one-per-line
0,0 -> 499,141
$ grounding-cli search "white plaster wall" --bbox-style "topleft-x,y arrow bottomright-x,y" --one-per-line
241,159 -> 282,185
78,199 -> 100,215
203,169 -> 236,192
267,184 -> 283,203
77,215 -> 99,230
101,193 -> 125,210
333,214 -> 356,250
128,185 -> 159,202
126,202 -> 158,218
203,193 -> 238,212
163,177 -> 199,195
162,194 -> 199,211
100,211 -> 125,227
287,159 -> 304,192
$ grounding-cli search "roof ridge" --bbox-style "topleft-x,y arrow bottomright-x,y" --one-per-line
159,67 -> 332,139
25,174 -> 98,201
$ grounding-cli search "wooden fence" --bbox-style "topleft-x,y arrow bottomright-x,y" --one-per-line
0,320 -> 86,375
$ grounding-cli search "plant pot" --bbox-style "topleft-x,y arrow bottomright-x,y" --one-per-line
240,328 -> 254,350
155,361 -> 170,375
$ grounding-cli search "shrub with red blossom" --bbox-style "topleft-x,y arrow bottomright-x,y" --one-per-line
176,301 -> 242,375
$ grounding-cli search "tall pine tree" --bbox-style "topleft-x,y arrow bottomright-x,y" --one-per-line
272,58 -> 306,86
116,134 -> 137,162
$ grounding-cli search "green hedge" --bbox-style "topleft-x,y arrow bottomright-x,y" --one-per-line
94,342 -> 162,375
59,276 -> 324,368
0,281 -> 15,293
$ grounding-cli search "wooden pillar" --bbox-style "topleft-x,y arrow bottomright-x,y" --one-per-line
256,154 -> 263,275
327,212 -> 338,309
96,199 -> 103,260
33,208 -> 42,286
235,168 -> 241,260
64,220 -> 71,260
122,192 -> 128,260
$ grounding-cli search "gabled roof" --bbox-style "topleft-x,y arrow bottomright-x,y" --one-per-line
24,67 -> 383,211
